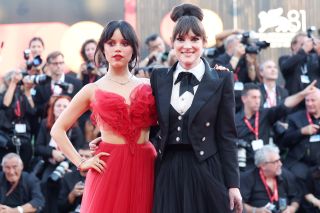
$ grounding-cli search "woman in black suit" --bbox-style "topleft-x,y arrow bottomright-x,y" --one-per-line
151,4 -> 242,213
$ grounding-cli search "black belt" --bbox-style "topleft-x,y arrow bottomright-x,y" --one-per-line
166,144 -> 193,151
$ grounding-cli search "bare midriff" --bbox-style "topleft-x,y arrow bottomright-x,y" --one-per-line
100,128 -> 150,145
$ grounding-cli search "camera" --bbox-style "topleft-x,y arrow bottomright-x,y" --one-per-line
54,82 -> 74,94
307,26 -> 317,38
240,32 -> 270,54
86,61 -> 96,73
236,139 -> 250,169
49,161 -> 69,182
203,48 -> 220,59
23,49 -> 42,71
21,72 -> 51,85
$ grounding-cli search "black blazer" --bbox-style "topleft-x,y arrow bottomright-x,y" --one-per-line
150,58 -> 239,188
281,110 -> 315,167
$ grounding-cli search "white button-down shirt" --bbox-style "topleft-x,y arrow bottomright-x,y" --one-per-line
170,60 -> 205,115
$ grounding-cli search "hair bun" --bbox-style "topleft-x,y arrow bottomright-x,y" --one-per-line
170,3 -> 204,22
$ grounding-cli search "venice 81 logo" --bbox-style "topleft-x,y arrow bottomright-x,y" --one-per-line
257,8 -> 306,48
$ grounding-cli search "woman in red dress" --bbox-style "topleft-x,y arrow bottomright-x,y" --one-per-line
50,20 -> 157,213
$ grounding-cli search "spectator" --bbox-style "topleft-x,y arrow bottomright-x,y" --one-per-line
57,143 -> 92,213
241,145 -> 300,213
0,153 -> 44,212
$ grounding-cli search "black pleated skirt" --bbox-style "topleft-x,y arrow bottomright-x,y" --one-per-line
153,145 -> 232,213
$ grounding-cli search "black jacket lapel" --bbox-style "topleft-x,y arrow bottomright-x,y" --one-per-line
156,65 -> 175,129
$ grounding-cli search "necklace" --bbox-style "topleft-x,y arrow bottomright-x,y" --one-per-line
106,74 -> 133,85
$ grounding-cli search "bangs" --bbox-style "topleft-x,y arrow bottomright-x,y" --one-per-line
172,16 -> 206,42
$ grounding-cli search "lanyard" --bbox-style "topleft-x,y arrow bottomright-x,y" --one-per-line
306,112 -> 314,125
233,67 -> 240,81
243,111 -> 259,140
14,99 -> 21,118
259,169 -> 279,203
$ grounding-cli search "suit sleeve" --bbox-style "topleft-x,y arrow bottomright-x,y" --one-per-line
215,71 -> 240,188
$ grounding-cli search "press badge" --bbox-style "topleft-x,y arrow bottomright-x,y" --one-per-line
15,123 -> 27,133
309,134 -> 320,143
300,75 -> 310,84
251,139 -> 264,151
234,82 -> 244,91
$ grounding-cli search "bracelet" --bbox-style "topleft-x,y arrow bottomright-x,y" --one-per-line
17,206 -> 23,213
76,158 -> 86,171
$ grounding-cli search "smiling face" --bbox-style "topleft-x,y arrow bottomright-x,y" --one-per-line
103,28 -> 133,71
173,30 -> 204,70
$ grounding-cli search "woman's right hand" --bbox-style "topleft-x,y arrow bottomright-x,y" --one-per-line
89,137 -> 102,155
79,152 -> 110,173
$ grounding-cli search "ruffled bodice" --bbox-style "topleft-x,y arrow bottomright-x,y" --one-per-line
90,84 -> 157,147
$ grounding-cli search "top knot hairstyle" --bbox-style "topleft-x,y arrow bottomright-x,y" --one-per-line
170,3 -> 207,43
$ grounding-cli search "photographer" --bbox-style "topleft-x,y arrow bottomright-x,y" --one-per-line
0,153 -> 45,213
78,39 -> 103,85
212,34 -> 260,112
34,95 -> 84,213
19,37 -> 45,75
279,33 -> 320,96
57,143 -> 91,213
33,51 -> 82,118
241,145 -> 300,213
281,89 -> 320,201
211,34 -> 259,84
0,70 -> 35,171
139,34 -> 168,67
235,82 -> 316,171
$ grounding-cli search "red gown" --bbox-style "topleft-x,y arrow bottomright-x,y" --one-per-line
80,84 -> 157,213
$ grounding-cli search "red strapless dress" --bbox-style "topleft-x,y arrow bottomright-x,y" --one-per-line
80,84 -> 157,213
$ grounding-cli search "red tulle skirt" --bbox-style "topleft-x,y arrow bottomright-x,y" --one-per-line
80,141 -> 156,213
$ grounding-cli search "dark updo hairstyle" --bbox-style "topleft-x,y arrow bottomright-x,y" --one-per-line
80,39 -> 97,62
94,20 -> 139,71
170,3 -> 207,43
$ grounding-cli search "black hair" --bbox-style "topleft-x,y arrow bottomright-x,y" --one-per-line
94,20 -> 139,71
170,3 -> 207,43
29,37 -> 45,48
80,39 -> 97,62
145,34 -> 159,45
241,83 -> 261,96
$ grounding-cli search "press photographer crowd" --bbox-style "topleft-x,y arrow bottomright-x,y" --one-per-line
1,27 -> 320,213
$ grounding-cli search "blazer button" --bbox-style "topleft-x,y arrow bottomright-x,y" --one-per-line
200,151 -> 204,156
159,149 -> 162,154
205,122 -> 210,127
176,137 -> 180,142
158,135 -> 162,139
177,126 -> 181,131
178,115 -> 182,120
202,137 -> 206,142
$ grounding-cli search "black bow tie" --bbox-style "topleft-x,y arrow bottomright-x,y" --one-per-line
174,72 -> 200,96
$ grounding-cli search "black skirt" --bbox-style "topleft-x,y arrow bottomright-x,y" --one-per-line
153,145 -> 232,213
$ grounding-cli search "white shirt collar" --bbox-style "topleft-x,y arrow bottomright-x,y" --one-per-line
173,60 -> 205,82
